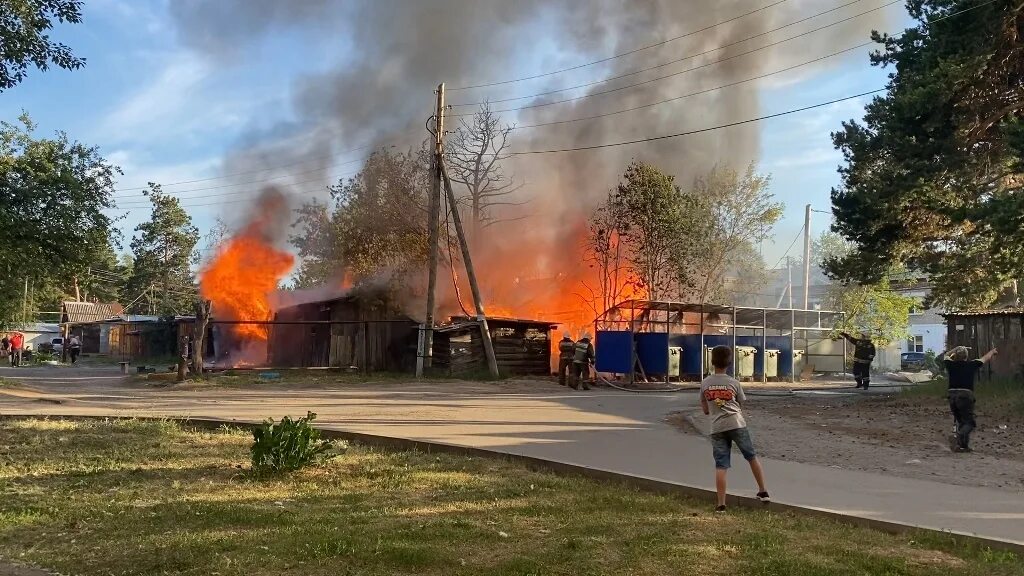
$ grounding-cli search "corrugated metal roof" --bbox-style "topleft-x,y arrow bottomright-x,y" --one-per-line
942,309 -> 1024,317
62,301 -> 125,324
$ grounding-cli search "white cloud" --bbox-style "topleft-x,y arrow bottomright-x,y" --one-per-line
96,54 -> 212,144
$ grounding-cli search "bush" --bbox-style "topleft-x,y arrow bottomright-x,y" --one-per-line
250,411 -> 335,475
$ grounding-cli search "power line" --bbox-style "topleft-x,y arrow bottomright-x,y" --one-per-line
111,166 -> 364,208
510,88 -> 885,155
449,0 -> 898,119
448,0 -> 792,91
451,0 -> 879,108
769,225 -> 806,271
514,42 -> 870,130
104,181 -> 339,212
111,157 -> 366,200
110,139 -> 408,192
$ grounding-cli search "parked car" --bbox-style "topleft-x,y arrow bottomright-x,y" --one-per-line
49,337 -> 64,354
901,351 -> 926,371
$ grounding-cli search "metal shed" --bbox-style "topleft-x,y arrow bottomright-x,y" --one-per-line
594,300 -> 846,383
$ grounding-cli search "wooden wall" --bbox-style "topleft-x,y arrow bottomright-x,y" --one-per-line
268,299 -> 418,372
947,314 -> 1024,381
434,322 -> 552,376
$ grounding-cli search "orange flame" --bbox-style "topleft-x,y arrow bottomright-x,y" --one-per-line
199,192 -> 295,343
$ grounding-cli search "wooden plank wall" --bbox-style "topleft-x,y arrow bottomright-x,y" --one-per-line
947,314 -> 1024,381
435,325 -> 552,376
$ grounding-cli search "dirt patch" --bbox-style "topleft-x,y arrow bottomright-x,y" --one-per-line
670,391 -> 1024,491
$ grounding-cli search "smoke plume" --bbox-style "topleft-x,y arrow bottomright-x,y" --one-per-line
173,0 -> 892,327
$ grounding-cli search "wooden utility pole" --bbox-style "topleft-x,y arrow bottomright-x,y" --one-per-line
21,278 -> 28,322
416,83 -> 445,378
802,204 -> 811,310
440,161 -> 500,378
192,300 -> 211,376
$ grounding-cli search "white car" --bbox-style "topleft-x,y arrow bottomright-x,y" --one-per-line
50,337 -> 64,354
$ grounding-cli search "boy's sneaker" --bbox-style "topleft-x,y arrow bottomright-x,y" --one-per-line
756,491 -> 770,503
714,505 -> 727,513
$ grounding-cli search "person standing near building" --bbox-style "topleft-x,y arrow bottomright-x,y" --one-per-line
944,346 -> 997,453
68,334 -> 82,364
839,331 -> 876,389
557,332 -> 575,387
8,332 -> 24,367
571,334 -> 595,390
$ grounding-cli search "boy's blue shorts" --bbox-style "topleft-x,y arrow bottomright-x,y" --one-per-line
710,427 -> 756,469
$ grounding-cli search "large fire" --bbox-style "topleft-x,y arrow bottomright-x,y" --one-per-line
199,192 -> 295,344
440,220 -> 647,349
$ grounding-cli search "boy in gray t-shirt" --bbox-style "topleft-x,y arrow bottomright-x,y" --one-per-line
700,345 -> 769,512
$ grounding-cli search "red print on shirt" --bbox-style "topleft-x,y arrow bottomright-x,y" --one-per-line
704,386 -> 734,406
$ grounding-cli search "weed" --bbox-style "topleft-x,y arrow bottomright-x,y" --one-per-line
250,411 -> 337,475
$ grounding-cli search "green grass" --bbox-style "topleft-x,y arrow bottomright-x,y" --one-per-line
903,376 -> 1024,410
0,417 -> 1020,576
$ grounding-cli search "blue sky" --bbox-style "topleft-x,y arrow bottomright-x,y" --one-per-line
0,0 -> 910,268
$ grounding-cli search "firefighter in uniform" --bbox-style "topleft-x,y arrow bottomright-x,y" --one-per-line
571,334 -> 595,390
557,332 -> 575,386
840,331 -> 876,389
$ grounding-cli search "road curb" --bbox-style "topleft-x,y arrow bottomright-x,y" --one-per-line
29,413 -> 1019,557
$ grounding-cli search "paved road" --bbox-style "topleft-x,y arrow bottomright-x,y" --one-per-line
1,364 -> 1021,547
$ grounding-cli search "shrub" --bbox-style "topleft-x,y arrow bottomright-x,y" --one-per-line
250,411 -> 335,475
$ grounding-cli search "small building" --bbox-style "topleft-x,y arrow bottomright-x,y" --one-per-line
2,323 -> 59,351
943,309 -> 1024,381
432,316 -> 557,376
60,301 -> 125,354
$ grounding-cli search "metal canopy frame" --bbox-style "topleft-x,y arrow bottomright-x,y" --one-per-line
594,300 -> 847,384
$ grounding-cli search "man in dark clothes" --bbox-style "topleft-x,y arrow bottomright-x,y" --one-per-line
557,332 -> 575,387
840,331 -> 876,389
570,334 -> 595,390
944,346 -> 997,453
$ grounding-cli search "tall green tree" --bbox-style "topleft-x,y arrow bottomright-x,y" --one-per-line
125,185 -> 199,316
0,0 -> 85,91
687,164 -> 782,304
290,147 -> 432,288
827,0 -> 1024,310
604,160 -> 697,300
0,112 -> 115,325
818,231 -> 915,345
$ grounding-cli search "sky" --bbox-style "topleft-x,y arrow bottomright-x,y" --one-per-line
0,0 -> 912,272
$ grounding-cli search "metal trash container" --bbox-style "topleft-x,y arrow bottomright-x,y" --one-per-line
764,349 -> 780,379
736,346 -> 757,379
793,349 -> 807,380
668,346 -> 682,378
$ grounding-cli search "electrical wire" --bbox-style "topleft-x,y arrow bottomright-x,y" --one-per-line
514,42 -> 870,130
448,0 -> 793,91
510,89 -> 884,155
450,0 -> 990,118
769,225 -> 806,272
112,159 -> 364,200
441,172 -> 473,317
451,0 -> 880,108
111,138 -> 411,192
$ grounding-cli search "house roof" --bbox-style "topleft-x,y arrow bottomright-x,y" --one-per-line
942,309 -> 1024,318
438,316 -> 559,333
61,301 -> 125,324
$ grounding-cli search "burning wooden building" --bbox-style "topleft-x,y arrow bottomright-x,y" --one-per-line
432,316 -> 558,376
267,294 -> 420,372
